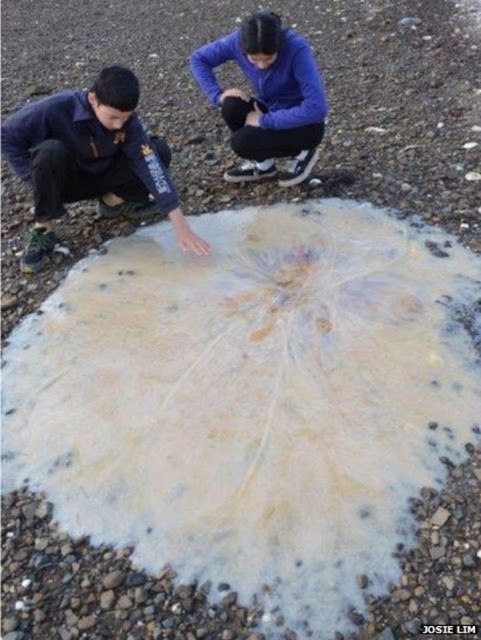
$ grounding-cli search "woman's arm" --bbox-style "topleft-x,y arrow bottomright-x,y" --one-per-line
189,31 -> 239,106
260,43 -> 328,130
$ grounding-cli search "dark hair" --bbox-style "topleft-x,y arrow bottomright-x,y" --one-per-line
92,66 -> 140,111
240,11 -> 283,55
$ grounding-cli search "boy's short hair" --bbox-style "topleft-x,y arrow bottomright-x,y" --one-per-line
92,66 -> 140,112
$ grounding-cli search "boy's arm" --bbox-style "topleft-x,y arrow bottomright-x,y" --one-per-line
122,116 -> 211,256
1,104 -> 50,181
122,117 -> 180,216
189,31 -> 238,106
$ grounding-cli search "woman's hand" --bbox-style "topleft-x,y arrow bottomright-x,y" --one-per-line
220,87 -> 250,103
245,102 -> 262,127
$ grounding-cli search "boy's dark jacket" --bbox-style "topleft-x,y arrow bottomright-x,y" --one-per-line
1,90 -> 179,215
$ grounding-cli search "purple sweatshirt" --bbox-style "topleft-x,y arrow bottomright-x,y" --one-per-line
190,28 -> 328,130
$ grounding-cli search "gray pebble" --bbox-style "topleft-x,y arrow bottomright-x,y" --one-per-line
102,570 -> 126,590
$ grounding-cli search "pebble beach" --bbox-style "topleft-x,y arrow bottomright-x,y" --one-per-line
1,1 -> 481,639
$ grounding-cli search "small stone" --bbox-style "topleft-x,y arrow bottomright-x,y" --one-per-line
134,586 -> 147,604
77,615 -> 97,630
430,506 -> 451,527
408,599 -> 418,614
403,619 -> 421,634
393,588 -> 411,601
376,629 -> 395,640
356,574 -> 369,589
1,295 -> 18,310
102,570 -> 125,590
187,135 -> 205,145
35,538 -> 49,551
100,590 -> 115,610
222,591 -> 238,606
442,576 -> 455,590
347,609 -> 364,625
34,609 -> 46,623
117,594 -> 133,609
176,585 -> 193,599
462,552 -> 477,567
162,617 -> 175,628
465,172 -> 481,181
2,618 -> 18,633
430,546 -> 446,560
398,16 -> 422,27
35,501 -> 53,520
365,126 -> 387,134
26,84 -> 53,96
64,610 -> 78,626
125,572 -> 146,588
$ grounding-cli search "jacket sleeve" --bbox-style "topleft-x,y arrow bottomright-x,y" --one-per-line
189,31 -> 238,106
121,116 -> 180,216
260,44 -> 328,130
1,103 -> 51,181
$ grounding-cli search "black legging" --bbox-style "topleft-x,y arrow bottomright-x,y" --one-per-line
30,137 -> 171,222
221,96 -> 324,162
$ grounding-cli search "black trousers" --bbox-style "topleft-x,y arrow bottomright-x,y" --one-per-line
30,137 -> 171,222
221,96 -> 325,162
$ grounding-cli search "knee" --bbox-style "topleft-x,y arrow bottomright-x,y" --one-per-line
151,136 -> 171,169
221,96 -> 245,119
231,129 -> 257,159
31,140 -> 70,169
221,97 -> 251,131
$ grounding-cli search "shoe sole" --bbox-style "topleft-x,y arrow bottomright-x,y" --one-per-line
223,171 -> 277,183
125,206 -> 162,221
278,149 -> 320,187
20,259 -> 45,275
98,201 -> 160,220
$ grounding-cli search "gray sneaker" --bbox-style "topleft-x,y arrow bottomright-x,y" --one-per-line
278,148 -> 320,187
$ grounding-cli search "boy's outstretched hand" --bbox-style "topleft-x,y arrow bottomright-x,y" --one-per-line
176,225 -> 212,256
169,207 -> 212,256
